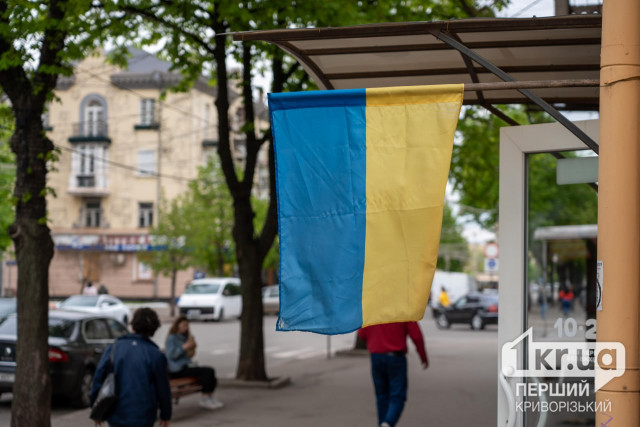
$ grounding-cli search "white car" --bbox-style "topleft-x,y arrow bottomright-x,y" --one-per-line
57,295 -> 131,324
262,285 -> 279,315
177,278 -> 242,321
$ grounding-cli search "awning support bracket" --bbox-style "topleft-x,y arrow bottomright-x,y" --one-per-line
431,30 -> 599,155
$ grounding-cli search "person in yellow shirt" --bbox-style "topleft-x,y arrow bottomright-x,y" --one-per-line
438,287 -> 451,308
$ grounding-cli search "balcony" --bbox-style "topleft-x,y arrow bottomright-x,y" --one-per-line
68,121 -> 111,143
68,173 -> 109,197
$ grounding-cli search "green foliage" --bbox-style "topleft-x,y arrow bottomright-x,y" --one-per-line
451,105 -> 553,229
252,197 -> 278,270
437,202 -> 469,272
0,105 -> 14,252
148,195 -> 192,277
186,158 -> 235,276
452,105 -> 597,234
149,158 -> 235,278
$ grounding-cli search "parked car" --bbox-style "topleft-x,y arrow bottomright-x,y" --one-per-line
0,298 -> 16,319
177,277 -> 242,321
433,292 -> 498,330
57,295 -> 131,324
0,310 -> 128,407
262,285 -> 279,315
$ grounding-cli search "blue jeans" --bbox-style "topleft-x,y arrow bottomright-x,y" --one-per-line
370,353 -> 408,426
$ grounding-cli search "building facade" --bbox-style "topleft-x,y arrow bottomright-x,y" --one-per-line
6,48 -> 255,299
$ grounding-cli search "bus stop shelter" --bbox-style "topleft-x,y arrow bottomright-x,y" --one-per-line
232,6 -> 640,425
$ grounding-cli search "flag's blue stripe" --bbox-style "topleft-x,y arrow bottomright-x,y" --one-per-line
269,89 -> 366,111
270,90 -> 366,334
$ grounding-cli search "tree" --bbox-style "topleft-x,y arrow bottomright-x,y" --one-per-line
0,2 -> 137,424
186,158 -> 235,276
437,202 -> 469,272
0,104 -> 14,254
121,0 -> 512,380
147,195 -> 192,317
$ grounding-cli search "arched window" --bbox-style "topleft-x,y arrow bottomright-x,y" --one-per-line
85,100 -> 104,136
79,94 -> 108,137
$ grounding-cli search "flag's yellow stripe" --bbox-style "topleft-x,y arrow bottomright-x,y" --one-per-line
362,84 -> 463,327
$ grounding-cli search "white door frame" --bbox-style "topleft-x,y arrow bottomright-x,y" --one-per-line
497,119 -> 599,427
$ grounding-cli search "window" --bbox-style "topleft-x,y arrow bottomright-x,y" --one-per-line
42,107 -> 51,129
84,200 -> 101,227
106,318 -> 128,338
137,149 -> 156,176
139,202 -> 153,227
84,319 -> 111,341
85,100 -> 105,137
140,99 -> 156,126
136,256 -> 153,281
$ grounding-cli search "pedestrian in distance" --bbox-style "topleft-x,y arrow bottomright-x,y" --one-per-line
438,287 -> 451,308
558,284 -> 575,317
358,322 -> 429,427
165,315 -> 224,410
90,307 -> 172,427
83,281 -> 98,296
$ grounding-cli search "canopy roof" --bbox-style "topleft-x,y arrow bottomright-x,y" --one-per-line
233,15 -> 601,111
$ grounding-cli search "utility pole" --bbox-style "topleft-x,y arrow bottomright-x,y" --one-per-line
596,1 -> 640,424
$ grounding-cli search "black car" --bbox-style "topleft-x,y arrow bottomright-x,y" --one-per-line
0,310 -> 128,407
433,292 -> 498,330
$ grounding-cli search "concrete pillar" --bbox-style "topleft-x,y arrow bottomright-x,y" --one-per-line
596,0 -> 640,423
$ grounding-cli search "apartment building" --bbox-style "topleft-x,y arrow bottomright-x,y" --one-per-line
17,48 -> 265,299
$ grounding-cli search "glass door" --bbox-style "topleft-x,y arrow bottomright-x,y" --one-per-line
497,119 -> 599,427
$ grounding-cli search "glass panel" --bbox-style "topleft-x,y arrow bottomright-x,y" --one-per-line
184,283 -> 221,294
525,150 -> 598,426
84,319 -> 111,340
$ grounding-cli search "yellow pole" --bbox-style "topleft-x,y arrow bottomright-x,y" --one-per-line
597,0 -> 640,424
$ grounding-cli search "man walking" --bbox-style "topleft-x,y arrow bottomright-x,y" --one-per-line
358,322 -> 429,427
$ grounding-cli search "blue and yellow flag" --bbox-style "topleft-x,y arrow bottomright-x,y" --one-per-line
269,84 -> 463,334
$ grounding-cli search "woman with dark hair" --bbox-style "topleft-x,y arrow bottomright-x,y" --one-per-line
90,307 -> 172,426
165,316 -> 223,410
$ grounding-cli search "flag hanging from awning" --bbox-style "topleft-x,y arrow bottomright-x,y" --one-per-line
269,84 -> 463,334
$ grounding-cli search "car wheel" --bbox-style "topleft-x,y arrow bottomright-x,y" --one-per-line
73,368 -> 94,408
216,308 -> 224,322
435,313 -> 450,329
471,313 -> 485,330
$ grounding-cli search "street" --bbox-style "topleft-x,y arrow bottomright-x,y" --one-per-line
0,314 -> 498,426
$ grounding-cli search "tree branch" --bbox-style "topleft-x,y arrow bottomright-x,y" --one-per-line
241,42 -> 258,194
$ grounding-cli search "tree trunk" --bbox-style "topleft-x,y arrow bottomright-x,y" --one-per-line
10,114 -> 54,426
235,242 -> 267,380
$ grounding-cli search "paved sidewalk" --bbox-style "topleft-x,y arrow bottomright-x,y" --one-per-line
50,326 -> 498,427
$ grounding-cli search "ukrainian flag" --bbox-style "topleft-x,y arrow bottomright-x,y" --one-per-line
269,84 -> 463,334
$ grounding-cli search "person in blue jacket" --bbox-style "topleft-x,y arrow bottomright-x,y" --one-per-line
90,307 -> 171,427
165,315 -> 223,410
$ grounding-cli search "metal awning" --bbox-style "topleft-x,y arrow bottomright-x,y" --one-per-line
233,14 -> 602,153
233,15 -> 601,111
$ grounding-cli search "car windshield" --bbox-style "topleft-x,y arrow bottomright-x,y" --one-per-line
0,299 -> 16,317
0,316 -> 75,338
60,296 -> 99,307
184,284 -> 221,294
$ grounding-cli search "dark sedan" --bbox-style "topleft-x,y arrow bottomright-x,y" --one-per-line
433,292 -> 498,330
0,310 -> 128,407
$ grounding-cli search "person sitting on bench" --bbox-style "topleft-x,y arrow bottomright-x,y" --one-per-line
165,316 -> 223,410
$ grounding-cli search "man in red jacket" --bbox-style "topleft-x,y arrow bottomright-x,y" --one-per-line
358,322 -> 429,427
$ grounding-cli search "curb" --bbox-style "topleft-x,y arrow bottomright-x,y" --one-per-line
218,376 -> 292,389
334,349 -> 368,357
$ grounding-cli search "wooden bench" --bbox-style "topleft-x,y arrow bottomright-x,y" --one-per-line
170,377 -> 202,404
